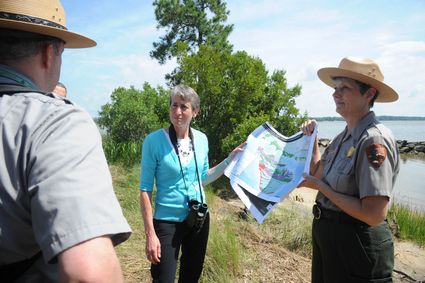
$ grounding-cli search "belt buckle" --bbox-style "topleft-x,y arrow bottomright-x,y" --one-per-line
313,204 -> 321,220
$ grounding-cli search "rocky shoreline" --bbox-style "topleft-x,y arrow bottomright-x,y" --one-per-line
319,139 -> 425,157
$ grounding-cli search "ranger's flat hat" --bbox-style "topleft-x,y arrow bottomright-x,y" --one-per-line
0,0 -> 96,48
317,57 -> 398,102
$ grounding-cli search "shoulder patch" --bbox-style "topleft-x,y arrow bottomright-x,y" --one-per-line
365,144 -> 387,168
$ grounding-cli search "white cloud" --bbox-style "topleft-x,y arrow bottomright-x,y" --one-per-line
60,0 -> 425,118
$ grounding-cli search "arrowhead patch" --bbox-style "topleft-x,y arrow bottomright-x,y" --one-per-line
365,144 -> 387,168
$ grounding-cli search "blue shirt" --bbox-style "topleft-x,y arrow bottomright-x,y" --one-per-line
140,128 -> 209,222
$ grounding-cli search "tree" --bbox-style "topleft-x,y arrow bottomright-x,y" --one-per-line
170,45 -> 306,164
151,0 -> 233,64
97,83 -> 168,144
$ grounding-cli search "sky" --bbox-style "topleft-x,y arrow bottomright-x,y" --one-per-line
60,0 -> 425,118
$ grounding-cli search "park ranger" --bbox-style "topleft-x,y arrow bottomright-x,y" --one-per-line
301,57 -> 400,283
0,0 -> 131,282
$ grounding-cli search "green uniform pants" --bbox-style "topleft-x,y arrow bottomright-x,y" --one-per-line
312,217 -> 394,283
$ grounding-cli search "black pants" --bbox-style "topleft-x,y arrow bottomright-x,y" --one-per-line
151,213 -> 210,283
312,217 -> 394,283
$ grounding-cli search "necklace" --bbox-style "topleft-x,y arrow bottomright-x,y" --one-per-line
177,138 -> 193,165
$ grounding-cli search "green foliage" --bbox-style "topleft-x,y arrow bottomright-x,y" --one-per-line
102,136 -> 141,167
202,218 -> 241,282
389,203 -> 425,247
151,0 -> 233,64
98,83 -> 168,144
170,45 -> 306,164
98,83 -> 170,165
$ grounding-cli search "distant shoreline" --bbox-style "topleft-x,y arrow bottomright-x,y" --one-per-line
319,138 -> 425,157
313,116 -> 425,121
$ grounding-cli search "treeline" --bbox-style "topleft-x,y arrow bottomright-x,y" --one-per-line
98,0 -> 307,167
313,116 -> 425,121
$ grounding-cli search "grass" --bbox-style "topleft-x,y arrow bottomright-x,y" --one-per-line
111,164 -> 313,282
388,203 -> 425,247
110,163 -> 425,282
103,138 -> 141,167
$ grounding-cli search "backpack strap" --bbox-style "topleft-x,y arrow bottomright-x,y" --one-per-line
0,83 -> 73,104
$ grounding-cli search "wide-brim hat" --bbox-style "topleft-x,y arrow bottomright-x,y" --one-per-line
0,0 -> 96,48
317,57 -> 398,102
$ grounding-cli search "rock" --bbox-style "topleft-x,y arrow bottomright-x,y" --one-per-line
319,139 -> 425,157
414,145 -> 425,153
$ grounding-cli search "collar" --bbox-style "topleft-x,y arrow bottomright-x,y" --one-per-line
0,64 -> 39,90
350,111 -> 378,144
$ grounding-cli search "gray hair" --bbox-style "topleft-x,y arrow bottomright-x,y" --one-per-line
0,28 -> 64,63
169,85 -> 200,110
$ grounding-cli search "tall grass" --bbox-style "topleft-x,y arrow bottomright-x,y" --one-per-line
265,203 -> 313,257
111,163 -> 425,282
389,203 -> 425,247
103,137 -> 141,166
202,217 -> 242,282
112,166 -> 244,282
110,165 -> 150,282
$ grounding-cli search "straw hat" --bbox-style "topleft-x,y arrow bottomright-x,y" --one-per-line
0,0 -> 96,48
317,57 -> 398,102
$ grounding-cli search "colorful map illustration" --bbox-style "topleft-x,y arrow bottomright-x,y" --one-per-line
224,122 -> 317,223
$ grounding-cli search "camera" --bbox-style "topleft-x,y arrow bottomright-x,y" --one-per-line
185,199 -> 208,232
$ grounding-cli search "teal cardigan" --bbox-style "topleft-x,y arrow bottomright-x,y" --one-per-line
140,128 -> 209,222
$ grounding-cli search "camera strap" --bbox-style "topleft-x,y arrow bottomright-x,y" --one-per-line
168,124 -> 204,204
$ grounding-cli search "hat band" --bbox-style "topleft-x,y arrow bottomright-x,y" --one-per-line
0,11 -> 67,31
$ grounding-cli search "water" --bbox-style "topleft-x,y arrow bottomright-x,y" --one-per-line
317,120 -> 425,142
318,119 -> 425,211
394,157 -> 425,212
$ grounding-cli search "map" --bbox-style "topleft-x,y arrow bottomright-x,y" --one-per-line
224,122 -> 317,223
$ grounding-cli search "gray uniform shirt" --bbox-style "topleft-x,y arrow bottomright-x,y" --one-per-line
317,111 -> 400,211
0,83 -> 131,281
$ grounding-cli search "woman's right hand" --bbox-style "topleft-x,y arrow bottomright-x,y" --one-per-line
145,231 -> 161,264
300,119 -> 317,136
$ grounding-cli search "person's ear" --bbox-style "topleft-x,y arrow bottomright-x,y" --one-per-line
41,44 -> 55,69
193,108 -> 200,118
366,87 -> 377,101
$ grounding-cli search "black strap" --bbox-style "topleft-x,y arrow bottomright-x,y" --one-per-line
0,251 -> 42,282
168,125 -> 204,204
0,84 -> 72,104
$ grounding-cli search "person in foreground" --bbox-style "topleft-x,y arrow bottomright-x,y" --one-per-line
139,85 -> 244,283
0,1 -> 131,282
300,57 -> 400,283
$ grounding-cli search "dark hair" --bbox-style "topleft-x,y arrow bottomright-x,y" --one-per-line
56,81 -> 67,90
0,28 -> 64,63
332,76 -> 379,108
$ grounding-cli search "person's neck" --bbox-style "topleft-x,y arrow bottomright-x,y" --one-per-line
4,58 -> 48,91
344,110 -> 370,133
174,125 -> 190,139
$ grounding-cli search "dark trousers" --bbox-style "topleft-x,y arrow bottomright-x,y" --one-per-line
151,213 -> 209,283
312,217 -> 394,283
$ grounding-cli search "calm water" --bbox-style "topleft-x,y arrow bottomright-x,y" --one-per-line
318,120 -> 425,142
394,157 -> 425,212
318,120 -> 425,211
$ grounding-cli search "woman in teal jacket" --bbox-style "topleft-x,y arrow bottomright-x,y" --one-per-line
139,85 -> 243,283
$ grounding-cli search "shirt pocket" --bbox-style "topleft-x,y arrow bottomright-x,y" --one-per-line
335,157 -> 356,193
